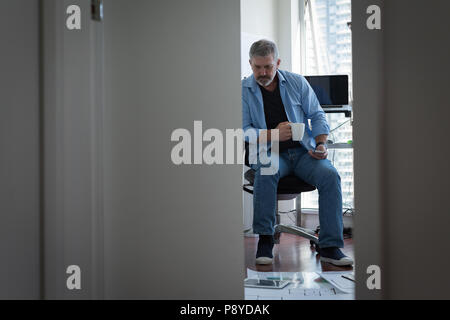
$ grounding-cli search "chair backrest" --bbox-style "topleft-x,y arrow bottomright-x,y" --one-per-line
244,141 -> 250,167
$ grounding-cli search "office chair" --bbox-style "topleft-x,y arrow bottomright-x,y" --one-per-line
242,142 -> 320,250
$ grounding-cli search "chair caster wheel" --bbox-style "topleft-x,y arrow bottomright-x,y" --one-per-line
274,232 -> 281,244
310,241 -> 320,253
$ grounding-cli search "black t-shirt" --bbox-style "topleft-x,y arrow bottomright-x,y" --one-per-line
259,84 -> 302,152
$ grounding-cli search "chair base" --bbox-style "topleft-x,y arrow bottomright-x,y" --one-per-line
274,199 -> 319,246
274,224 -> 319,245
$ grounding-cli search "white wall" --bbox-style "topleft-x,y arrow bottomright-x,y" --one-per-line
41,0 -> 104,299
382,0 -> 450,299
103,0 -> 244,299
0,0 -> 40,299
241,0 -> 279,78
353,0 -> 450,299
352,0 -> 384,300
277,0 -> 302,74
241,0 -> 301,76
40,0 -> 244,300
241,0 -> 278,41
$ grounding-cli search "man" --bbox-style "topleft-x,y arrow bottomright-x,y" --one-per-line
242,39 -> 353,266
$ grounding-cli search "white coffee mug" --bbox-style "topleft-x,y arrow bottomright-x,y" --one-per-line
289,123 -> 305,141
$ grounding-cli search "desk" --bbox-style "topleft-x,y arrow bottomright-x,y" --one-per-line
323,105 -> 352,118
328,142 -> 353,149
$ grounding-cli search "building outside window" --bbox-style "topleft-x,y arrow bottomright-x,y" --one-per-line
301,0 -> 354,212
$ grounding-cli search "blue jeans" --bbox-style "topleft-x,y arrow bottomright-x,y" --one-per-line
250,146 -> 344,248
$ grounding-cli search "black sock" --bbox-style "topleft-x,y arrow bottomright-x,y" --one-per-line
259,235 -> 274,243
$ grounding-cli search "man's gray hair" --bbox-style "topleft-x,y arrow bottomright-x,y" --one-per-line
249,39 -> 279,60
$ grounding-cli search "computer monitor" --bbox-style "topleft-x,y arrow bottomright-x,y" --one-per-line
305,75 -> 349,107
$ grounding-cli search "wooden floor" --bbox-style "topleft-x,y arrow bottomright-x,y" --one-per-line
244,233 -> 354,277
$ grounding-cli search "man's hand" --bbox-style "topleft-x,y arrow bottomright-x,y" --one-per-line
272,121 -> 292,142
308,143 -> 328,160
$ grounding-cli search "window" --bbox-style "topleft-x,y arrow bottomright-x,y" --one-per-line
300,0 -> 354,212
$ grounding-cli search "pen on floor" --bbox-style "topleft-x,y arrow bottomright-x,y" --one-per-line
341,274 -> 355,282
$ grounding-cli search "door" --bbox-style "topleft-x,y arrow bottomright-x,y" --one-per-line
102,0 -> 244,299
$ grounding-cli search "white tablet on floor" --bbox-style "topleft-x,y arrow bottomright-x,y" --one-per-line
244,278 -> 290,289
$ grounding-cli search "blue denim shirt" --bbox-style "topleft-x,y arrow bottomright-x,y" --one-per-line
242,70 -> 330,152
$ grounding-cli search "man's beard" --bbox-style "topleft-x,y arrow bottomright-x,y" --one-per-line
256,75 -> 275,87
